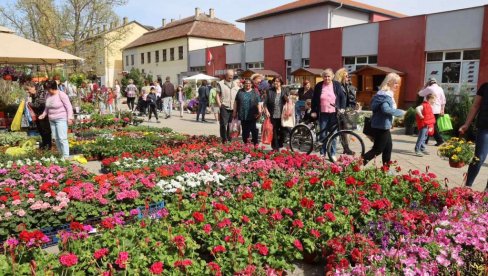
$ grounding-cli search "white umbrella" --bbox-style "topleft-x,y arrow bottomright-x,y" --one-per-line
0,26 -> 83,64
182,73 -> 219,81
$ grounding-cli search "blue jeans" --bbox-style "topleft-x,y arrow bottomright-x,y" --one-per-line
466,128 -> 488,187
415,126 -> 428,152
163,97 -> 173,116
49,119 -> 69,158
319,112 -> 337,155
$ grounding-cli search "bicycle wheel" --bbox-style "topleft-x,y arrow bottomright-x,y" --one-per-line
326,130 -> 365,162
289,124 -> 314,154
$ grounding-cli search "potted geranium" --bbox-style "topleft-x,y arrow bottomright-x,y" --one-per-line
438,137 -> 476,168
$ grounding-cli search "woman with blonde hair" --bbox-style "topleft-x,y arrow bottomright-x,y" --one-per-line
361,73 -> 405,166
335,68 -> 357,109
311,68 -> 346,157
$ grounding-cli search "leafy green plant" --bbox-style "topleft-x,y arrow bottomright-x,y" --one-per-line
444,84 -> 475,138
403,107 -> 416,134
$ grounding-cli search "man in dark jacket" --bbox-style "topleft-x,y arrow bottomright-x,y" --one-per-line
147,87 -> 160,123
161,76 -> 175,119
197,80 -> 210,122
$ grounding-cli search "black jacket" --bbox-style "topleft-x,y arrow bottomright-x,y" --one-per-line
263,87 -> 290,117
147,93 -> 157,106
311,80 -> 346,114
198,85 -> 210,102
340,83 -> 357,108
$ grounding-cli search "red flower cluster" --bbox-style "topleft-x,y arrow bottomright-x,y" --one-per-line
59,252 -> 78,267
208,262 -> 222,276
94,248 -> 109,260
115,251 -> 129,269
213,203 -> 229,213
172,235 -> 186,249
300,197 -> 315,209
192,212 -> 205,223
149,261 -> 164,274
254,243 -> 269,256
212,245 -> 226,255
174,259 -> 192,268
293,239 -> 303,251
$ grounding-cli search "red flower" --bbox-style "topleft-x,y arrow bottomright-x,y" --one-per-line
324,211 -> 336,222
174,259 -> 192,268
345,176 -> 356,185
315,216 -> 325,224
192,212 -> 205,223
198,191 -> 208,197
241,192 -> 254,200
69,221 -> 84,232
59,252 -> 78,267
150,261 -> 164,274
292,219 -> 304,228
282,208 -> 294,217
338,258 -> 350,269
212,245 -> 226,255
300,197 -> 315,209
101,218 -> 115,229
94,248 -> 109,259
271,212 -> 283,221
254,243 -> 269,256
309,177 -> 319,185
285,180 -> 295,188
213,203 -> 229,213
351,247 -> 362,263
208,262 -> 222,276
323,203 -> 333,211
172,235 -> 186,249
203,224 -> 212,234
258,207 -> 268,214
26,193 -> 35,199
0,195 -> 8,202
310,229 -> 320,238
262,179 -> 273,190
241,215 -> 250,224
293,239 -> 303,251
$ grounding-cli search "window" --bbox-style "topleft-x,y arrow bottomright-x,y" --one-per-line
427,52 -> 443,62
445,52 -> 461,60
463,50 -> 480,60
302,59 -> 310,68
178,46 -> 184,60
131,55 -> 134,65
147,52 -> 151,64
425,49 -> 481,91
344,57 -> 355,65
286,60 -> 292,83
163,49 -> 167,62
226,63 -> 241,70
125,55 -> 129,67
343,55 -> 377,72
368,55 -> 377,64
246,62 -> 264,69
356,56 -> 367,64
155,50 -> 160,62
140,53 -> 144,64
170,48 -> 174,61
190,66 -> 206,72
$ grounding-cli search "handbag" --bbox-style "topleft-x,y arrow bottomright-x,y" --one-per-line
437,114 -> 453,132
26,103 -> 37,122
229,119 -> 241,138
281,101 -> 295,128
362,116 -> 374,140
261,117 -> 273,145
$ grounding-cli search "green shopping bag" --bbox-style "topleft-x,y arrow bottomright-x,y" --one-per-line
437,114 -> 453,132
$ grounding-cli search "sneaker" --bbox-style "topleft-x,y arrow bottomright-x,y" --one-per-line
415,151 -> 423,157
330,155 -> 337,163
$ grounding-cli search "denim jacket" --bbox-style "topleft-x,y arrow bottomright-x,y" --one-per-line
370,92 -> 404,130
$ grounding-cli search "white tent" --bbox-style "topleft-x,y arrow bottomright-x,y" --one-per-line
0,26 -> 82,64
182,73 -> 218,81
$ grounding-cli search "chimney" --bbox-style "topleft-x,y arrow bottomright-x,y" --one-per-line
162,19 -> 166,27
195,7 -> 201,16
123,17 -> 128,25
103,24 -> 106,32
209,8 -> 215,18
171,18 -> 175,22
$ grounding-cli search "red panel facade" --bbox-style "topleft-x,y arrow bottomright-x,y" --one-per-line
264,36 -> 286,79
378,15 -> 426,105
309,28 -> 343,71
206,46 -> 226,77
370,13 -> 393,22
478,6 -> 488,87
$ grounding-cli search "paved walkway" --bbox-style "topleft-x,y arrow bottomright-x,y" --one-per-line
134,110 -> 487,191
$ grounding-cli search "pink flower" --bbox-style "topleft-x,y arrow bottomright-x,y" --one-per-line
149,261 -> 164,274
293,239 -> 304,251
94,248 -> 109,259
59,252 -> 78,267
115,251 -> 129,269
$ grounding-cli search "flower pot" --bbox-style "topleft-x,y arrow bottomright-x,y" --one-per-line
3,75 -> 12,81
449,159 -> 465,168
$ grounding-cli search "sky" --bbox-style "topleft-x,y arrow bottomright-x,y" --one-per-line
113,0 -> 488,30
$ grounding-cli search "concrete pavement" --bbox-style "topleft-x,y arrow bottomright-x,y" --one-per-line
136,111 -> 487,191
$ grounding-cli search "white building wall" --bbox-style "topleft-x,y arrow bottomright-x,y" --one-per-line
245,40 -> 264,63
244,5 -> 330,41
342,23 -> 379,56
188,37 -> 239,51
330,7 -> 370,28
302,33 -> 310,59
226,43 -> 244,64
426,7 -> 484,51
189,49 -> 205,67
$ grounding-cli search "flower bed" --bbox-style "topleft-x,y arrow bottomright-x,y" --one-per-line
1,129 -> 487,275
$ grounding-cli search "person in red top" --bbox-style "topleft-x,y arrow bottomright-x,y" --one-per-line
107,87 -> 115,114
414,94 -> 436,156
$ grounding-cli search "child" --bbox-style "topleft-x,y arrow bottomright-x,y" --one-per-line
414,94 -> 436,156
147,87 -> 160,123
301,99 -> 313,124
107,88 -> 115,114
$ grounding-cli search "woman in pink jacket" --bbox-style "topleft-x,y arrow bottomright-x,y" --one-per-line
38,80 -> 74,158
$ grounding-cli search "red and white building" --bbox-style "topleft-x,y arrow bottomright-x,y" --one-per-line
189,0 -> 487,107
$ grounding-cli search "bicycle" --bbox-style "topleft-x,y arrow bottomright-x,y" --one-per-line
289,109 -> 365,162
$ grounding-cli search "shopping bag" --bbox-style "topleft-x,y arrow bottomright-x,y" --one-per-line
437,114 -> 453,132
26,103 -> 37,122
229,119 -> 241,138
10,100 -> 25,131
24,103 -> 33,123
261,117 -> 273,145
281,101 -> 296,128
362,116 -> 374,141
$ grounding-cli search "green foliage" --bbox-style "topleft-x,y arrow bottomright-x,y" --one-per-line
0,80 -> 26,108
403,107 -> 416,128
0,132 -> 28,146
121,68 -> 144,95
445,85 -> 475,138
69,73 -> 86,88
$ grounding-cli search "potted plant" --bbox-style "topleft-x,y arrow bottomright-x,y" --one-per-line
438,137 -> 476,168
0,66 -> 17,81
403,107 -> 416,135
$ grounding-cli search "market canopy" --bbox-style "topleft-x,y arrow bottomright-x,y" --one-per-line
0,26 -> 83,64
182,73 -> 219,81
